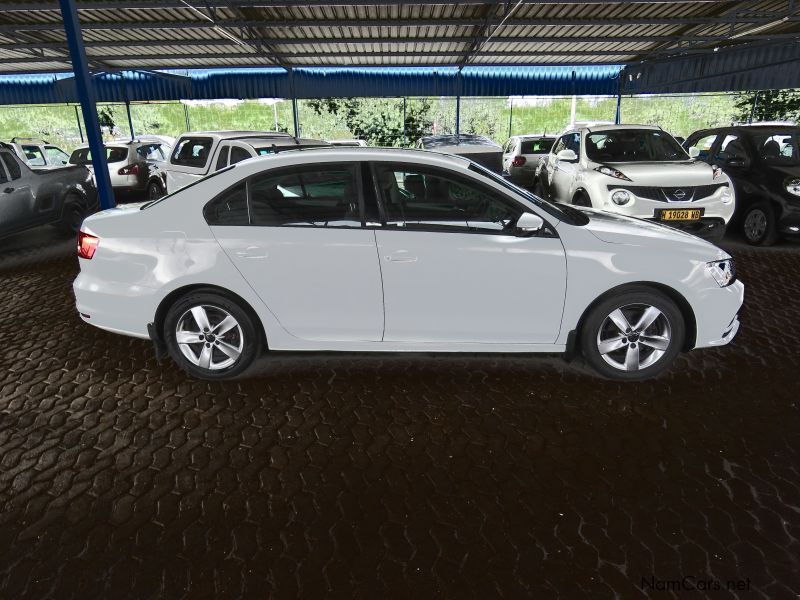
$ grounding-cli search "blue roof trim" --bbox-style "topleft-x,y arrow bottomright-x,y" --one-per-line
623,41 -> 800,94
0,65 -> 622,105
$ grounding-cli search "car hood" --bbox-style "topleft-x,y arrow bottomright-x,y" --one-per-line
598,160 -> 718,186
573,207 -> 728,258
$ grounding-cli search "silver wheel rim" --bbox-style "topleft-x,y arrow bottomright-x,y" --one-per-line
596,303 -> 672,372
744,209 -> 767,242
175,305 -> 244,371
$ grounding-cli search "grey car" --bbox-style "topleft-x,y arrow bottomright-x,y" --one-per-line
0,144 -> 98,239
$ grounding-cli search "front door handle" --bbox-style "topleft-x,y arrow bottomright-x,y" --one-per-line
385,251 -> 417,263
3,187 -> 13,193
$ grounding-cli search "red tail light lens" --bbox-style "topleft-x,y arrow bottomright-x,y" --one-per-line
118,164 -> 140,175
77,231 -> 99,259
512,156 -> 527,167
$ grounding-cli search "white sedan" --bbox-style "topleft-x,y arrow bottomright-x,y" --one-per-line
73,147 -> 743,381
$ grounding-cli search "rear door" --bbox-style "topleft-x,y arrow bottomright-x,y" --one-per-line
209,161 -> 384,342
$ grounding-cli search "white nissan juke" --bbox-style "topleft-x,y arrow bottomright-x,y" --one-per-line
73,148 -> 743,381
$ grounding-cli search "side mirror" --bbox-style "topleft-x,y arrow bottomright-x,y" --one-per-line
556,149 -> 578,162
516,212 -> 545,234
688,147 -> 700,158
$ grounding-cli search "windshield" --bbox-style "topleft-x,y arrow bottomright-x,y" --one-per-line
751,131 -> 799,165
469,163 -> 589,226
586,129 -> 688,163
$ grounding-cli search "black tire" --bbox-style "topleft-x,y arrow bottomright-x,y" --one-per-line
742,202 -> 779,246
147,180 -> 164,201
163,291 -> 262,380
57,193 -> 87,234
572,190 -> 592,207
580,288 -> 685,381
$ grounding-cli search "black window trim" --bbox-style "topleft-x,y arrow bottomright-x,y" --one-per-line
204,161 -> 365,229
367,160 -> 558,238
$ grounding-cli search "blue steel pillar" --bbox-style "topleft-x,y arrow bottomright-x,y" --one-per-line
59,0 -> 115,209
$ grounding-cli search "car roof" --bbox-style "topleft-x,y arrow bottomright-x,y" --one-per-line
582,124 -> 661,133
180,130 -> 293,141
245,146 -> 473,167
512,134 -> 556,139
419,134 -> 501,149
241,137 -> 328,148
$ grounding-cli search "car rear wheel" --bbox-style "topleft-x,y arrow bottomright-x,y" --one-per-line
163,291 -> 262,380
580,288 -> 685,381
147,180 -> 164,201
533,180 -> 547,199
742,202 -> 778,246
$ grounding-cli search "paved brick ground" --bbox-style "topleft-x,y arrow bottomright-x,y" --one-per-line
0,226 -> 799,599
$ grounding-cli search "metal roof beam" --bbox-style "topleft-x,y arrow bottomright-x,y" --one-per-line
4,33 -> 798,50
0,0 -> 742,10
0,45 -> 745,65
4,16 -> 798,33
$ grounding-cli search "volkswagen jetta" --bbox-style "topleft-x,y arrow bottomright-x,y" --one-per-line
73,148 -> 743,381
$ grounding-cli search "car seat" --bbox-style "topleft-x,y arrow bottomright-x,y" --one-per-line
762,140 -> 781,159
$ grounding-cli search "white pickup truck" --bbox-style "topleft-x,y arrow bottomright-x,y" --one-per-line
164,131 -> 329,193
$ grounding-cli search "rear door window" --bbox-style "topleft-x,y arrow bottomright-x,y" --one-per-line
1,152 -> 22,180
21,145 -> 46,166
229,146 -> 252,165
171,137 -> 213,167
45,146 -> 70,165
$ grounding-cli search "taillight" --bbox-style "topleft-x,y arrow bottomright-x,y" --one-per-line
118,164 -> 140,175
77,231 -> 99,259
512,156 -> 527,167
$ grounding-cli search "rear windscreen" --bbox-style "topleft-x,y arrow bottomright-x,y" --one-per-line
69,146 -> 128,165
520,139 -> 555,154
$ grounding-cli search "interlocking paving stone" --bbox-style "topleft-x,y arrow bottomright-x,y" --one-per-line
0,227 -> 799,598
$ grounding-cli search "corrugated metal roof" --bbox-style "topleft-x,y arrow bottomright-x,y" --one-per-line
0,0 -> 798,72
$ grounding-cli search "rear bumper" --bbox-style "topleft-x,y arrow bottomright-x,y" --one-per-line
73,271 -> 155,339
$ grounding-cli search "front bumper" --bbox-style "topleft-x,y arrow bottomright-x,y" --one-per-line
645,217 -> 727,240
694,279 -> 744,349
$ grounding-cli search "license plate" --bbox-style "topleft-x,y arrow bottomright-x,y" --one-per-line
659,209 -> 702,221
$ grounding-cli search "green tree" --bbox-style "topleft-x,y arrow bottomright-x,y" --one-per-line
305,97 -> 433,146
734,89 -> 800,123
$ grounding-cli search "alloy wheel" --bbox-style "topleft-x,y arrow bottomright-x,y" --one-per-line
175,304 -> 244,370
744,209 -> 767,243
596,303 -> 672,372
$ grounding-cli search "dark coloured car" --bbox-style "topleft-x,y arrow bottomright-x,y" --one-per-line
0,144 -> 98,239
684,125 -> 800,245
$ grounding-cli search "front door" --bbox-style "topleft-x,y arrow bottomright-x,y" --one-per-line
0,152 -> 38,236
209,162 -> 384,342
372,162 -> 567,344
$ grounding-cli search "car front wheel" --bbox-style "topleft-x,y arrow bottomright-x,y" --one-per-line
580,288 -> 685,381
163,291 -> 262,380
742,202 -> 778,246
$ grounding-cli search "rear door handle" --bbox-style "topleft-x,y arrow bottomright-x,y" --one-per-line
234,246 -> 268,259
385,251 -> 417,263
